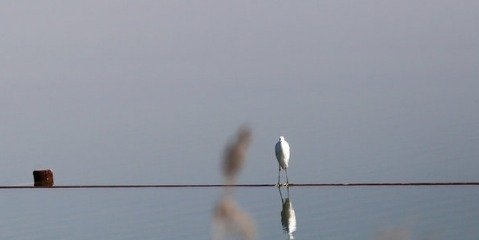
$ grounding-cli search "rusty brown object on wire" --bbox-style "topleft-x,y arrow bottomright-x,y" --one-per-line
33,169 -> 54,187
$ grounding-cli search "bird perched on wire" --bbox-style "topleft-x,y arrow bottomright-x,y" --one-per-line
275,136 -> 291,187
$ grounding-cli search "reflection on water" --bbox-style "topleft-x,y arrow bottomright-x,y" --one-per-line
279,187 -> 297,239
1,187 -> 479,239
212,196 -> 256,240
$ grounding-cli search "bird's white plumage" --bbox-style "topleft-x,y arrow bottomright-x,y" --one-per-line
275,136 -> 290,169
275,136 -> 291,186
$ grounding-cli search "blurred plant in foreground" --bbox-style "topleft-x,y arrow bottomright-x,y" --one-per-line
212,126 -> 256,240
221,126 -> 252,185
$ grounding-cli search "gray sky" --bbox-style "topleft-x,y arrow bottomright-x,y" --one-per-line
1,1 -> 479,185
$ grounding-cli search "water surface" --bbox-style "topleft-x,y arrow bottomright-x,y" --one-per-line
1,186 -> 478,239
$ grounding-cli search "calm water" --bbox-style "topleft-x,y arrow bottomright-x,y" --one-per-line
1,186 -> 478,239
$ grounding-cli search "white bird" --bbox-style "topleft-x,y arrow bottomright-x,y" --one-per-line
275,136 -> 290,186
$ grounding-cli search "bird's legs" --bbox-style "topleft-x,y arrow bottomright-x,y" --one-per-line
276,166 -> 281,187
285,168 -> 289,187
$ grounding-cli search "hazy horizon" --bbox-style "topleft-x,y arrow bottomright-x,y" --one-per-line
1,1 -> 479,185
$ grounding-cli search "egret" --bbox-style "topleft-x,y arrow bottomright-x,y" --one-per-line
275,136 -> 290,186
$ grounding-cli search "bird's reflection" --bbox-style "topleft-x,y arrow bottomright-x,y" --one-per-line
279,187 -> 297,239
